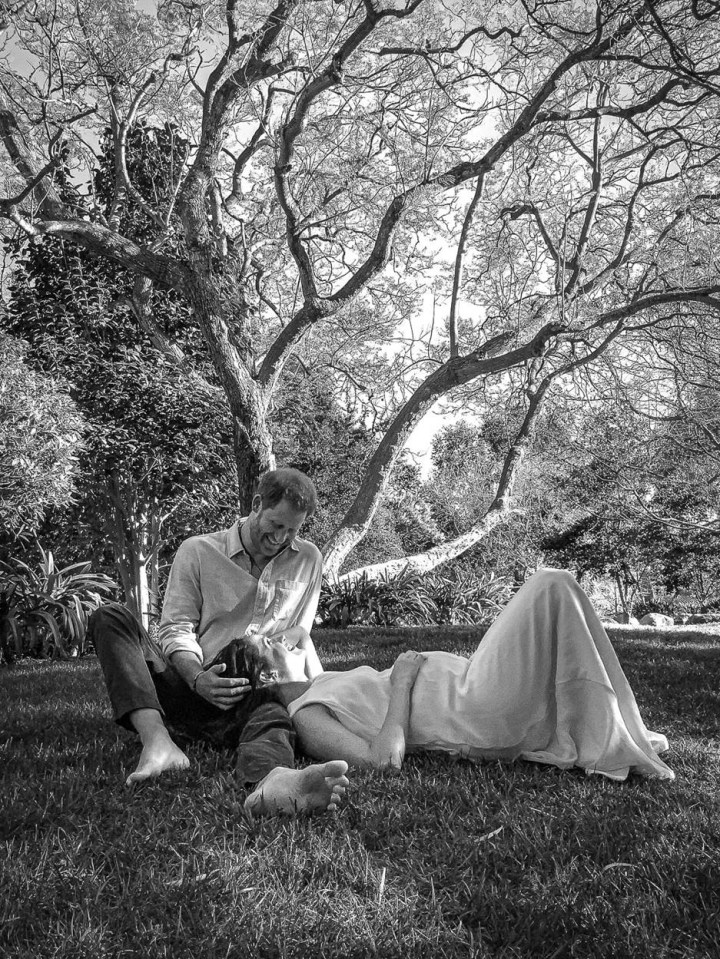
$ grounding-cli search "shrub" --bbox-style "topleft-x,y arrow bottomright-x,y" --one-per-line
316,568 -> 513,628
0,547 -> 117,663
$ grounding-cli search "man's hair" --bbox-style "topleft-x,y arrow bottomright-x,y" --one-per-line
256,467 -> 317,517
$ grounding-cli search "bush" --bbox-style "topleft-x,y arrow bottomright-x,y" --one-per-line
0,547 -> 117,663
316,568 -> 513,628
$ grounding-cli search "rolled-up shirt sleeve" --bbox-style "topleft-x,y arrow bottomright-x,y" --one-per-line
289,545 -> 323,633
158,538 -> 205,662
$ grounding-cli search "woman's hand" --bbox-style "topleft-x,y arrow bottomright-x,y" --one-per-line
368,651 -> 426,771
280,626 -> 312,649
391,650 -> 426,687
272,625 -> 323,680
369,727 -> 406,771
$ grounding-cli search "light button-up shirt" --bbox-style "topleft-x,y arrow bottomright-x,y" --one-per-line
158,521 -> 323,666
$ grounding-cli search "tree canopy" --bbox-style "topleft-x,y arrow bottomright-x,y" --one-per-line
2,0 -> 720,583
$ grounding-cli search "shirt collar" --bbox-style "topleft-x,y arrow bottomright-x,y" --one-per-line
229,519 -> 299,557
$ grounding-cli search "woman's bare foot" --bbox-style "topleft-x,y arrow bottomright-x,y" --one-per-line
244,761 -> 349,817
125,707 -> 190,785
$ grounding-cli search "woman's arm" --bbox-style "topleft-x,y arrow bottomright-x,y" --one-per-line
292,651 -> 426,770
293,705 -> 376,767
369,651 -> 425,769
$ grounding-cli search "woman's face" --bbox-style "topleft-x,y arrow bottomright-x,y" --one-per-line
247,634 -> 307,684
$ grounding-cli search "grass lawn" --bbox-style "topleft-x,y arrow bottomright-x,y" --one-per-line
2,626 -> 720,959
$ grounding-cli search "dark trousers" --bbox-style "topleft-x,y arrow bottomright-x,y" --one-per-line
88,604 -> 296,785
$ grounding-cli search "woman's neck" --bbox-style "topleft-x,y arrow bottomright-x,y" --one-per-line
274,680 -> 313,707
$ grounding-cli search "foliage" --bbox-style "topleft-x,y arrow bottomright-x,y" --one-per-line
0,332 -> 84,535
1,125 -> 238,619
317,568 -> 513,628
422,419 -> 501,539
271,370 -> 378,545
542,401 -> 720,616
271,369 -> 429,567
4,0 -> 720,584
0,547 -> 117,663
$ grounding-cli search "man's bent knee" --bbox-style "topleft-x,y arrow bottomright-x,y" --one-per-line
88,603 -> 147,653
89,602 -> 136,628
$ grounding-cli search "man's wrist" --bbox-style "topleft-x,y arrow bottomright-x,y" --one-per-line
169,650 -> 205,687
191,668 -> 205,692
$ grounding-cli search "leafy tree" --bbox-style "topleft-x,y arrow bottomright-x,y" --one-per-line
1,0 -> 720,587
0,332 -> 84,536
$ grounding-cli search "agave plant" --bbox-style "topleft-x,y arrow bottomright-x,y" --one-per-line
317,567 -> 513,629
0,547 -> 117,662
425,569 -> 514,625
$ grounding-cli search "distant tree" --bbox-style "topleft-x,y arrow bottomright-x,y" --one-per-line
542,399 -> 720,614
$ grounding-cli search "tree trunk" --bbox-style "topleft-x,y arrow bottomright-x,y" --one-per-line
105,476 -> 158,630
121,550 -> 151,630
185,274 -> 276,511
233,404 -> 275,513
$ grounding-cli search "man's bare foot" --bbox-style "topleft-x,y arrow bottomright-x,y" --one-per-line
125,707 -> 190,785
126,735 -> 189,785
244,761 -> 349,817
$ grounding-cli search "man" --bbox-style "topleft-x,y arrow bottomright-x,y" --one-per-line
89,467 -> 349,816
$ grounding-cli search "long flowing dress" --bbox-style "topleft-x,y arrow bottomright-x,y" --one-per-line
288,569 -> 674,781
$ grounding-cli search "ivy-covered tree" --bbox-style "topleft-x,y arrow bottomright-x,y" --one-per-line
2,126 -> 237,626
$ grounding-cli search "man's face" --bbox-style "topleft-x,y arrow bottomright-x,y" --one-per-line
247,496 -> 308,558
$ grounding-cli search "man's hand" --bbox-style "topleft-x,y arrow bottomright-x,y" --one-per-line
391,650 -> 426,688
193,663 -> 251,710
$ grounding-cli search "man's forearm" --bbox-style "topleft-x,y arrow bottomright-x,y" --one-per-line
170,650 -> 204,688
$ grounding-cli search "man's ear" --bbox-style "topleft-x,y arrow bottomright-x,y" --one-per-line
251,493 -> 262,514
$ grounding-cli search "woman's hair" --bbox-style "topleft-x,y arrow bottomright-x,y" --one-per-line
210,636 -> 269,689
241,637 -> 269,688
256,468 -> 317,517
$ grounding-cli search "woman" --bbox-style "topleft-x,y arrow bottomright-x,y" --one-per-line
219,569 -> 674,782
